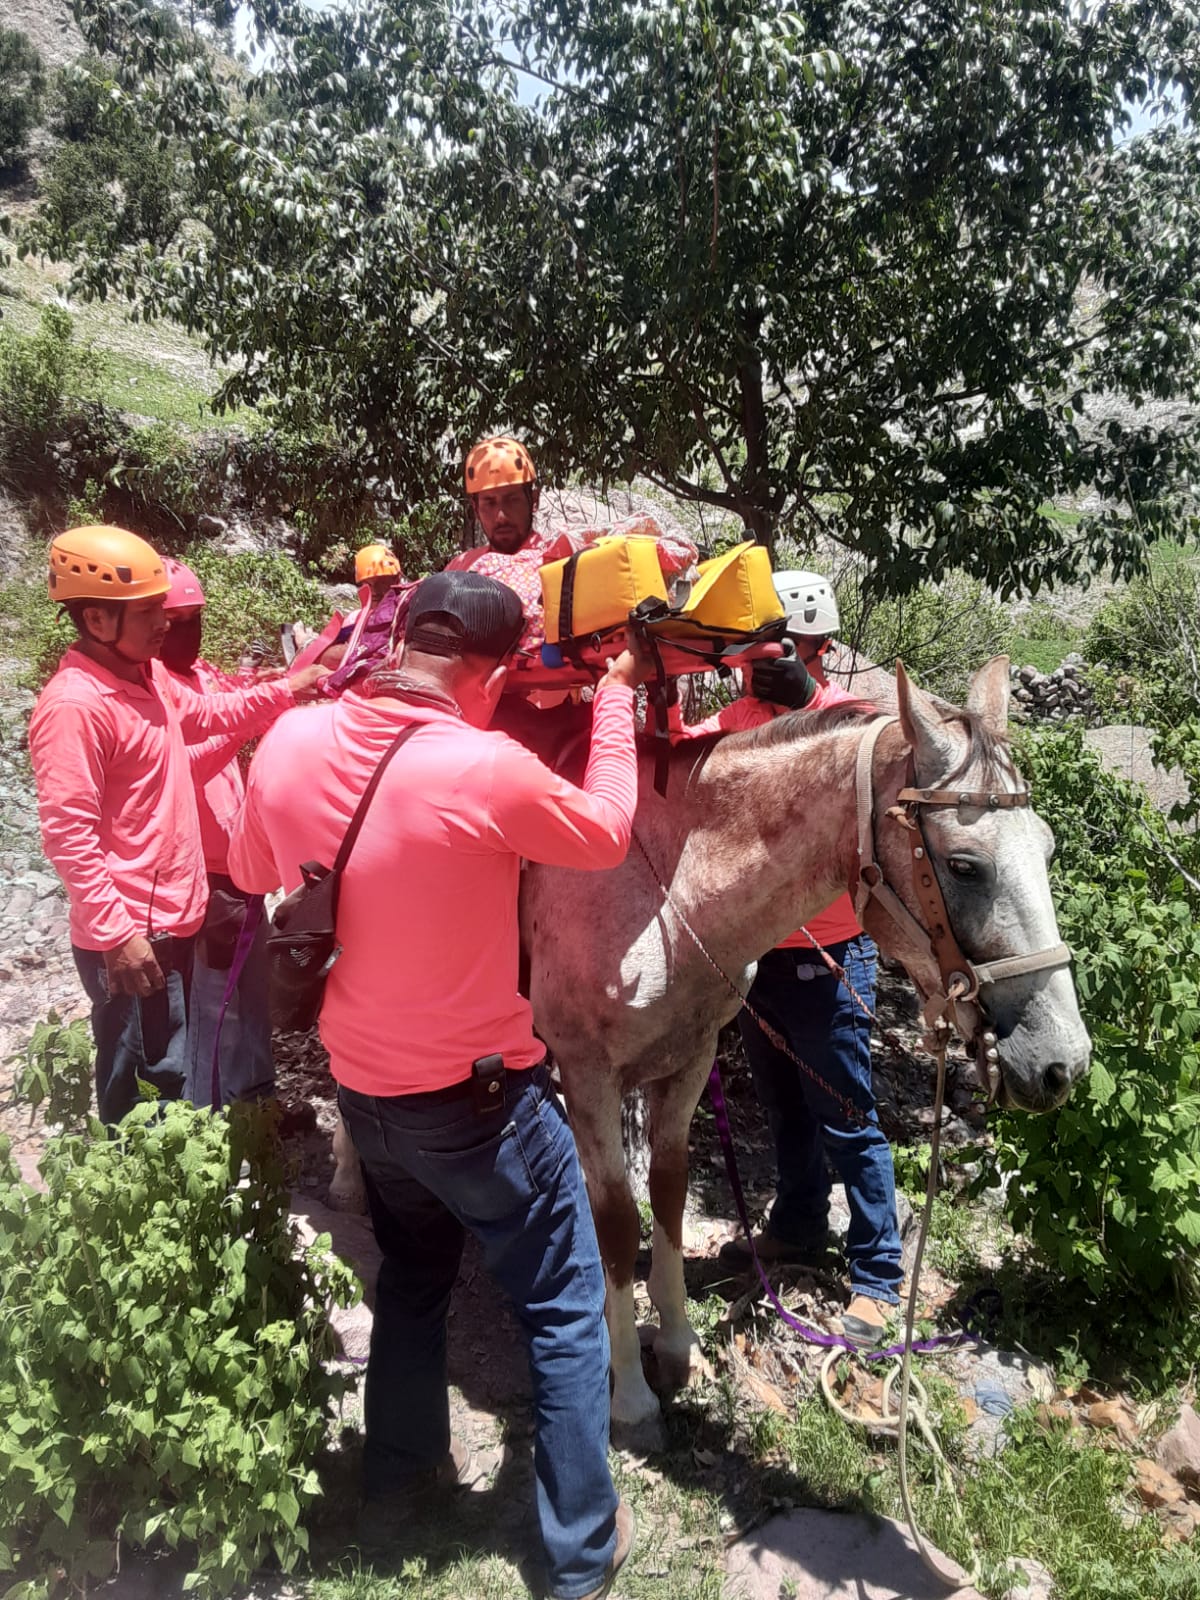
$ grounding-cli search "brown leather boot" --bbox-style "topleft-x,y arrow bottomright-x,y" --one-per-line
572,1499 -> 636,1600
355,1438 -> 495,1550
840,1293 -> 891,1348
718,1227 -> 835,1270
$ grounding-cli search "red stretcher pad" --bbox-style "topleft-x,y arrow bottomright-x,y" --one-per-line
504,631 -> 785,693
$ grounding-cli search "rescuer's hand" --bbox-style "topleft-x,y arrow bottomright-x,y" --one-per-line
104,934 -> 166,998
287,662 -> 334,700
601,633 -> 656,690
750,652 -> 817,709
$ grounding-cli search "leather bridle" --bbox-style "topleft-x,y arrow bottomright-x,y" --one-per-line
850,717 -> 1073,1099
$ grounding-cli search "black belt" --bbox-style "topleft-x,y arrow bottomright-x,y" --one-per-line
350,1060 -> 546,1109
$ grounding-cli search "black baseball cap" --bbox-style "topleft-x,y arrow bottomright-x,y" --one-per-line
403,570 -> 526,661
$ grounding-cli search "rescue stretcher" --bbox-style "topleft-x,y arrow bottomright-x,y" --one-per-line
507,534 -> 789,692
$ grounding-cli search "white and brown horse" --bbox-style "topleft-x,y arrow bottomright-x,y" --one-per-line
519,656 -> 1089,1448
333,657 -> 1090,1449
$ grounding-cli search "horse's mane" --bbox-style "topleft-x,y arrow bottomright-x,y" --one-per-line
738,698 -> 878,748
733,698 -> 1012,785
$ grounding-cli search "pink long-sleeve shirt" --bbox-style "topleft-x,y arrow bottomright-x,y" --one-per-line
29,647 -> 296,951
670,678 -> 865,948
171,658 -> 254,875
230,682 -> 639,1095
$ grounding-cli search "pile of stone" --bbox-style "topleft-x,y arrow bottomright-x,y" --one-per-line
0,668 -> 81,1067
1009,654 -> 1096,723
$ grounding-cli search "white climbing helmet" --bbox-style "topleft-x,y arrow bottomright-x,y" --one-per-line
772,570 -> 839,636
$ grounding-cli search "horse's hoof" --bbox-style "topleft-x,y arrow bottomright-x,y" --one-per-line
654,1340 -> 715,1393
327,1181 -> 368,1215
610,1413 -> 668,1455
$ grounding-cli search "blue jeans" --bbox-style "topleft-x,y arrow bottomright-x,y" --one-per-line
183,888 -> 274,1109
73,937 -> 195,1126
738,937 -> 902,1305
338,1063 -> 617,1600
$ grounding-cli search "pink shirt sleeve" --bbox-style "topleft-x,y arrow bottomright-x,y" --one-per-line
486,683 -> 639,869
157,667 -> 295,743
185,733 -> 242,785
28,696 -> 139,950
668,677 -> 861,743
178,661 -> 265,783
668,695 -> 774,741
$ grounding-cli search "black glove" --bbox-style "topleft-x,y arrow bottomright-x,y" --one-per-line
750,653 -> 817,709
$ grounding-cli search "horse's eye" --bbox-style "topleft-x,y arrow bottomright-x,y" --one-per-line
947,857 -> 978,880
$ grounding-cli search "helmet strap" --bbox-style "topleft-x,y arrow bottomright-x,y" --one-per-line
74,602 -> 148,680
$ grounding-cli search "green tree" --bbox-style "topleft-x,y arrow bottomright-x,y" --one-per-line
40,54 -> 185,251
0,28 -> 45,171
50,0 -> 1200,589
981,723 -> 1200,1370
1084,556 -> 1200,724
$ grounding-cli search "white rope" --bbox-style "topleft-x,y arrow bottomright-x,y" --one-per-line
819,1034 -> 983,1590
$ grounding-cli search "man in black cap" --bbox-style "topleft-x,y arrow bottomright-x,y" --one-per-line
231,571 -> 643,1599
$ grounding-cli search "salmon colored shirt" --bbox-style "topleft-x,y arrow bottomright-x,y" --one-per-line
170,658 -> 254,876
229,682 -> 639,1096
29,647 -> 296,951
446,534 -> 555,654
670,678 -> 865,948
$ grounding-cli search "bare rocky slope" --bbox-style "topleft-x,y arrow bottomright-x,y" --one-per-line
4,0 -> 85,71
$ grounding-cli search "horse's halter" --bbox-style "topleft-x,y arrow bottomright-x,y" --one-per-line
850,716 -> 1072,1100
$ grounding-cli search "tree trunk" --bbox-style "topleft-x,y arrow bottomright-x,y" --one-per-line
735,317 -> 775,553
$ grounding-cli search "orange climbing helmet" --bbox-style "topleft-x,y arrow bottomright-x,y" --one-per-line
464,435 -> 537,495
48,526 -> 169,604
354,543 -> 403,583
163,557 -> 207,612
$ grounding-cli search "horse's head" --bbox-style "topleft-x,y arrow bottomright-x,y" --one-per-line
873,657 -> 1090,1112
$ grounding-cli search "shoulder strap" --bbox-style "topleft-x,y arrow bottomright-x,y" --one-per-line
333,722 -> 422,876
558,547 -> 585,640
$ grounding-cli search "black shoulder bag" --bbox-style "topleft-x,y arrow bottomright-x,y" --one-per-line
266,724 -> 420,1030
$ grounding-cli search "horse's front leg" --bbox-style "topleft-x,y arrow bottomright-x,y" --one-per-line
570,1081 -> 668,1453
645,1070 -> 714,1392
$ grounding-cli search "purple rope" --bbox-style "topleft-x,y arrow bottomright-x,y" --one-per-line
707,1062 -> 970,1361
210,897 -> 265,1112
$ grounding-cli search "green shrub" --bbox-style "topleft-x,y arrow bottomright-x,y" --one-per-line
0,29 -> 44,171
114,422 -> 208,520
183,544 -> 329,672
38,137 -> 119,240
0,305 -> 108,467
979,723 -> 1200,1374
1083,559 -> 1200,724
38,54 -> 186,252
232,425 -> 451,570
4,1010 -> 93,1133
382,503 -> 460,580
40,131 -> 185,253
47,54 -> 113,144
839,570 -> 1013,702
65,476 -> 106,527
0,569 -> 74,690
0,1101 -> 359,1598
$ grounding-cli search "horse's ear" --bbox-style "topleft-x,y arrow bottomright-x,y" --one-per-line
896,659 -> 958,778
966,655 -> 1011,736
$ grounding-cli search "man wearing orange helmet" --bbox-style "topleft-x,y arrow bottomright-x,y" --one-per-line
28,526 -> 328,1124
354,542 -> 405,595
320,543 -> 413,696
448,436 -> 551,649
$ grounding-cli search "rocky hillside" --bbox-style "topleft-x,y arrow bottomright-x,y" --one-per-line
4,0 -> 84,72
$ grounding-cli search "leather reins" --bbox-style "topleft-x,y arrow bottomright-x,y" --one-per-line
850,716 -> 1072,1098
